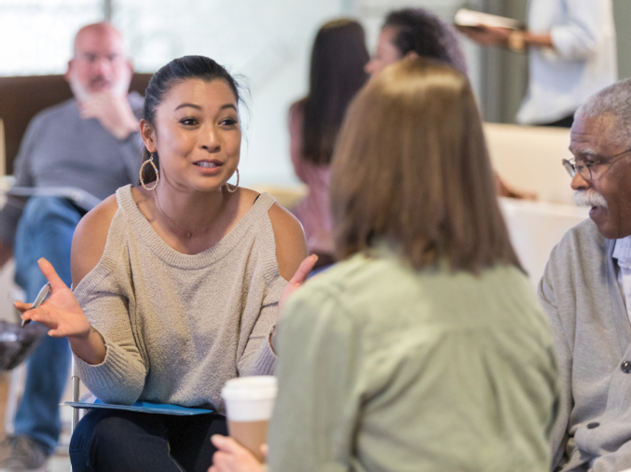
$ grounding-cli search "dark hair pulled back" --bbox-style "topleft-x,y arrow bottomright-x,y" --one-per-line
300,18 -> 369,166
139,55 -> 241,184
384,9 -> 468,75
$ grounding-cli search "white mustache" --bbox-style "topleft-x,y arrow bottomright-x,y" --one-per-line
574,190 -> 608,208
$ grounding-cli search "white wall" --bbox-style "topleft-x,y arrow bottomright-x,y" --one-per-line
111,0 -> 348,187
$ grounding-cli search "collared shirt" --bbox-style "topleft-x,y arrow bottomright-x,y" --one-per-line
613,236 -> 631,325
516,0 -> 617,125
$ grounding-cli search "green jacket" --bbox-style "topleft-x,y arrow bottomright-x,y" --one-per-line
269,247 -> 558,472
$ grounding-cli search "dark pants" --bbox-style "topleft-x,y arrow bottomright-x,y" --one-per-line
69,409 -> 228,472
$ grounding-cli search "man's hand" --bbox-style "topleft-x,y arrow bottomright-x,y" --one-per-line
209,435 -> 266,472
458,25 -> 512,46
80,93 -> 139,140
0,241 -> 12,269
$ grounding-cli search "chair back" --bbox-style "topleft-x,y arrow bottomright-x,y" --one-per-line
0,119 -> 5,177
484,123 -> 574,205
0,73 -> 152,175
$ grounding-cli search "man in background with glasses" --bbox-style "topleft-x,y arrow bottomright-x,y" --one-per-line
0,23 -> 142,472
540,77 -> 631,472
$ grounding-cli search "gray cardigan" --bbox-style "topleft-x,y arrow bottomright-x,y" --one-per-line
539,219 -> 631,472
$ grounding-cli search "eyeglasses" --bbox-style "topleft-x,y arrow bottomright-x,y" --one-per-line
74,52 -> 124,65
562,146 -> 631,181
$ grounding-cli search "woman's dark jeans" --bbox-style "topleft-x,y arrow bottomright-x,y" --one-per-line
69,408 -> 228,472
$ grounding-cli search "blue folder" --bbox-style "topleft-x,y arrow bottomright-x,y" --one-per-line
64,399 -> 213,416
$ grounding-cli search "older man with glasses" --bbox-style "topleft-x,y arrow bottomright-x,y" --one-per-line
0,22 -> 142,472
540,77 -> 631,472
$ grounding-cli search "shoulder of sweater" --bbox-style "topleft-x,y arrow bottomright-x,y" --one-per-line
267,201 -> 308,281
71,194 -> 120,287
540,218 -> 608,299
551,218 -> 606,264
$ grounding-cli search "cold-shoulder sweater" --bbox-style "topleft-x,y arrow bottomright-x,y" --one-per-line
73,185 -> 284,413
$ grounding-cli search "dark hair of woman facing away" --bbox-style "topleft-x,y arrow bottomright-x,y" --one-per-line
384,8 -> 468,75
139,55 -> 241,184
331,58 -> 521,273
299,18 -> 369,166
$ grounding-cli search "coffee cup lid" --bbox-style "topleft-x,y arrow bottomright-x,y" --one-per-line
221,376 -> 278,400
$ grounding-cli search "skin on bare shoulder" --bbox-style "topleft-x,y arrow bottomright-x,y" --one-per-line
70,193 -> 120,288
268,201 -> 308,281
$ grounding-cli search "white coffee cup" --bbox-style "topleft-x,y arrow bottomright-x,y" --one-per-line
221,376 -> 278,461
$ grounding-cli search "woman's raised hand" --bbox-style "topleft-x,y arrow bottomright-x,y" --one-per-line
16,258 -> 91,339
278,254 -> 318,314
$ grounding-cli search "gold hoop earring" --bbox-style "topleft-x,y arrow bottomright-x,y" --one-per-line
226,168 -> 239,193
139,152 -> 159,191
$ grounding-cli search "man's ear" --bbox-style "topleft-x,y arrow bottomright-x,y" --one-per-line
404,50 -> 420,60
64,60 -> 74,84
140,119 -> 156,152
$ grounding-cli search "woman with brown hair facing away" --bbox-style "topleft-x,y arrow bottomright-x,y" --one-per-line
210,58 -> 558,472
289,18 -> 369,270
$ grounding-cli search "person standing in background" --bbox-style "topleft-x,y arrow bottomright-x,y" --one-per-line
365,8 -> 468,76
0,22 -> 142,472
367,8 -> 533,199
460,0 -> 617,127
289,19 -> 369,270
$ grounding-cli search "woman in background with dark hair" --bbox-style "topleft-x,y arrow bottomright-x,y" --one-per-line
365,8 -> 467,75
16,55 -> 312,472
365,8 -> 534,200
289,18 -> 369,269
210,58 -> 558,472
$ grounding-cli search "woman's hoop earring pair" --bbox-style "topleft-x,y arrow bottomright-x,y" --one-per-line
226,169 -> 239,193
140,153 -> 160,191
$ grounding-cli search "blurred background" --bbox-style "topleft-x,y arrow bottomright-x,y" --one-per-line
1,0 -> 628,187
0,2 -> 629,469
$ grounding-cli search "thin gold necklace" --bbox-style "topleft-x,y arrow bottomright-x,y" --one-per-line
154,189 -> 226,239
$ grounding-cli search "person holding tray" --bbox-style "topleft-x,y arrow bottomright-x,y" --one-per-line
17,55 -> 313,472
459,0 -> 617,128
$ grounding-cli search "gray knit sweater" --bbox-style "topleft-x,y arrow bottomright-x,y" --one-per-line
73,185 -> 284,413
539,219 -> 631,472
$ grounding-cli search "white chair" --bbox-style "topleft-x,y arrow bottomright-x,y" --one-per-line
499,197 -> 588,289
484,123 -> 574,205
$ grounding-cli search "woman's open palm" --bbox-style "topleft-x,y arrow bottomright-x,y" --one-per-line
15,258 -> 91,339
